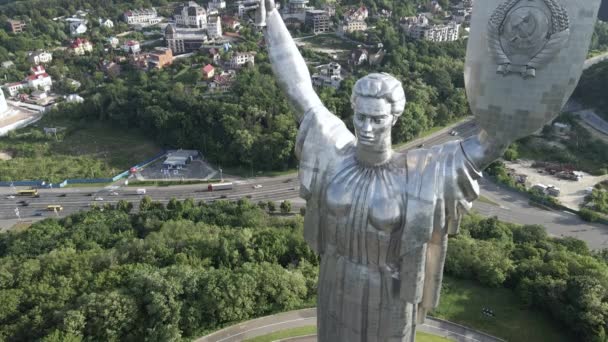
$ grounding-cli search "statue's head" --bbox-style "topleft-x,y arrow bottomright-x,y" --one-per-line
351,73 -> 406,151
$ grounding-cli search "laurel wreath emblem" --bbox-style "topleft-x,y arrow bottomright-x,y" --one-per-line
487,0 -> 570,78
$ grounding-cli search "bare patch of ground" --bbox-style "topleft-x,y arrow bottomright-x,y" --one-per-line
505,159 -> 608,210
0,151 -> 12,160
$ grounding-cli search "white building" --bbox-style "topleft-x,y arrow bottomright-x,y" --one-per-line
70,38 -> 93,55
401,14 -> 461,42
228,51 -> 255,69
26,65 -> 53,92
99,18 -> 114,28
122,40 -> 141,54
124,8 -> 160,25
5,82 -> 26,97
208,0 -> 226,11
340,19 -> 367,33
312,62 -> 342,89
174,2 -> 207,28
107,36 -> 119,48
27,51 -> 53,65
69,20 -> 88,36
207,15 -> 222,39
66,94 -> 84,103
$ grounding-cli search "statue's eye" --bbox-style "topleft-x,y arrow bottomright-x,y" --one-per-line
357,114 -> 365,121
374,118 -> 384,124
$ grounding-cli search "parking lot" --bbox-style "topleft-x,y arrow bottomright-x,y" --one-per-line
505,159 -> 608,210
139,159 -> 218,180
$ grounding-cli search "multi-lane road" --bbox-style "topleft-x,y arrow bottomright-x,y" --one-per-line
2,117 -> 608,248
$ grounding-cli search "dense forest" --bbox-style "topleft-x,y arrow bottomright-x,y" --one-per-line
574,61 -> 608,118
0,199 -> 607,341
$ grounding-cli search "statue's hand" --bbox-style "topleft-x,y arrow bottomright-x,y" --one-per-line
245,0 -> 275,27
474,108 -> 557,147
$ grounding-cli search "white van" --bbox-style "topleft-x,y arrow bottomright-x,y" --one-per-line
137,188 -> 146,195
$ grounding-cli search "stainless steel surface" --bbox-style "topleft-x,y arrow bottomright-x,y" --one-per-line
257,0 -> 601,340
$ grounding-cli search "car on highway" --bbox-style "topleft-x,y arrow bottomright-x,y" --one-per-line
416,143 -> 425,148
449,130 -> 459,136
94,197 -> 104,201
6,195 -> 15,199
33,212 -> 43,217
21,201 -> 29,206
58,193 -> 67,197
110,191 -> 119,196
253,184 -> 263,189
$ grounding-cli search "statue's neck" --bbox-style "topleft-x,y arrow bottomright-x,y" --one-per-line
355,143 -> 393,167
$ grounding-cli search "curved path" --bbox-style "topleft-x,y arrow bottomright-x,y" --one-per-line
196,308 -> 504,342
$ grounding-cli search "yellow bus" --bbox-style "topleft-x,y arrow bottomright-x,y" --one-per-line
46,205 -> 63,211
17,189 -> 38,196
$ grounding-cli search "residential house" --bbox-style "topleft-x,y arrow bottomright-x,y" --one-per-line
207,15 -> 222,39
147,47 -> 173,69
27,51 -> 53,65
211,70 -> 236,92
228,51 -> 255,69
99,18 -> 114,28
31,90 -> 47,101
311,62 -> 342,89
1,61 -> 14,69
165,24 -> 207,54
26,65 -> 53,92
350,48 -> 368,66
107,36 -> 120,48
69,20 -> 88,36
124,8 -> 161,25
221,16 -> 240,31
6,19 -> 25,33
66,94 -> 84,103
70,38 -> 93,55
174,2 -> 207,28
5,82 -> 26,96
202,64 -> 215,79
345,6 -> 368,21
208,48 -> 221,64
339,19 -> 367,33
122,40 -> 141,54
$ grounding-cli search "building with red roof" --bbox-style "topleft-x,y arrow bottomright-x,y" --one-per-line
70,38 -> 93,55
202,64 -> 215,79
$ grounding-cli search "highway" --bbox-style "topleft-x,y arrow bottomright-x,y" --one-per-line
2,117 -> 608,249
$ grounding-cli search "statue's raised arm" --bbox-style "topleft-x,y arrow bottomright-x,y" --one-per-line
252,0 -> 323,122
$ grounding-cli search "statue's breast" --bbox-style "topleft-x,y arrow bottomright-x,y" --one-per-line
326,164 -> 404,234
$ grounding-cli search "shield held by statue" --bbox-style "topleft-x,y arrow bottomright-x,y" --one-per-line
464,0 -> 601,144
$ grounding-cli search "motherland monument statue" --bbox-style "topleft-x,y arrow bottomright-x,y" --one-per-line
247,0 -> 602,340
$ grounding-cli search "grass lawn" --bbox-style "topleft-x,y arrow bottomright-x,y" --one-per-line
244,326 -> 450,342
0,119 -> 162,182
431,277 -> 571,342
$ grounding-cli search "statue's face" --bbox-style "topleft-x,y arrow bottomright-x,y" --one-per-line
353,97 -> 394,150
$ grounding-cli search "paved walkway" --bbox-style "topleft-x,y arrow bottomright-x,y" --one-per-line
196,308 -> 505,342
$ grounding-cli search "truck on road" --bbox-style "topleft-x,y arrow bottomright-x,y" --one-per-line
207,182 -> 233,191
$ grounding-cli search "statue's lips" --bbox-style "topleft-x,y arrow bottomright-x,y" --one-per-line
358,136 -> 375,144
